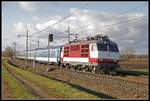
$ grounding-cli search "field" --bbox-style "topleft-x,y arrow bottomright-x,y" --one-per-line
116,68 -> 148,76
2,57 -> 100,100
2,61 -> 39,100
119,56 -> 148,69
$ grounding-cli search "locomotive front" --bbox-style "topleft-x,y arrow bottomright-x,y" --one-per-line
89,35 -> 120,74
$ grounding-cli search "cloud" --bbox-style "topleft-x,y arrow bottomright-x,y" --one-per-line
13,8 -> 148,54
13,22 -> 37,33
18,2 -> 37,12
13,22 -> 27,33
32,16 -> 40,21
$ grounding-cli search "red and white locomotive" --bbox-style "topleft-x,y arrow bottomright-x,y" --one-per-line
17,34 -> 120,75
61,34 -> 120,74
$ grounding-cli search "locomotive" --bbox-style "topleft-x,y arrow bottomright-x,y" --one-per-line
17,34 -> 120,74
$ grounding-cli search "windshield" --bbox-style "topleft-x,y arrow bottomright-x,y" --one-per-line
97,43 -> 119,52
97,43 -> 108,51
108,44 -> 119,52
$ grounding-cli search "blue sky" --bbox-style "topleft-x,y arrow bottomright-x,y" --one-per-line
2,1 -> 148,54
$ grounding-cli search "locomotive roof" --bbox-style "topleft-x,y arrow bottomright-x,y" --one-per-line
36,45 -> 63,50
64,40 -> 117,46
19,45 -> 63,53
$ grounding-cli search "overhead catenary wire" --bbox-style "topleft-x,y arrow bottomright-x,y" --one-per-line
71,3 -> 148,32
19,3 -> 147,38
39,16 -> 147,41
17,2 -> 147,51
76,18 -> 147,41
30,3 -> 88,37
92,18 -> 147,34
27,15 -> 146,50
74,15 -> 147,34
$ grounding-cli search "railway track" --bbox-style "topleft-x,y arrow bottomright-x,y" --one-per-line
62,67 -> 148,85
11,58 -> 149,84
9,58 -> 148,99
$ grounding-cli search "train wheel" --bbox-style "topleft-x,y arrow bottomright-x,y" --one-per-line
91,67 -> 96,73
60,64 -> 63,69
70,66 -> 73,70
68,65 -> 71,69
99,69 -> 106,75
109,69 -> 117,75
81,66 -> 85,72
65,64 -> 68,70
82,69 -> 86,72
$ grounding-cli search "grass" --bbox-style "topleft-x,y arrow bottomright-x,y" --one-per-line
116,68 -> 149,76
2,60 -> 39,100
2,58 -> 100,99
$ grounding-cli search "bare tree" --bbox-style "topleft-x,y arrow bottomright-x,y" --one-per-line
3,47 -> 14,57
120,47 -> 136,61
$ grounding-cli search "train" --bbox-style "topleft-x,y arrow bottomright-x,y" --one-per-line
16,34 -> 120,74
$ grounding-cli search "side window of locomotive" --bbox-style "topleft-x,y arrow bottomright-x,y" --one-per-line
108,44 -> 119,52
91,44 -> 94,51
91,45 -> 94,51
97,43 -> 108,51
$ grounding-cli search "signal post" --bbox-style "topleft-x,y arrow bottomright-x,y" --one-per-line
46,34 -> 53,74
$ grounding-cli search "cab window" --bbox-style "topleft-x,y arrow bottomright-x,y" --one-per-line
97,43 -> 108,51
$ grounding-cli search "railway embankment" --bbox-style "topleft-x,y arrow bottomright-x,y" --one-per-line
2,58 -> 102,99
9,58 -> 149,99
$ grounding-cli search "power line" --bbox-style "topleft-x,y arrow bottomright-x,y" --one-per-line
92,18 -> 147,34
76,18 -> 147,41
71,3 -> 147,32
31,3 -> 88,37
17,3 -> 147,47
75,16 -> 147,34
35,16 -> 147,45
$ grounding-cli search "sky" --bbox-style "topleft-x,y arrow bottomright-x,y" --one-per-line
2,1 -> 148,54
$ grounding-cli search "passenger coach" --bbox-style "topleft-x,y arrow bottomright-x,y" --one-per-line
17,46 -> 62,65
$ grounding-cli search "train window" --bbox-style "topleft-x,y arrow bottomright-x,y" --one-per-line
108,44 -> 119,52
91,44 -> 94,51
97,43 -> 108,51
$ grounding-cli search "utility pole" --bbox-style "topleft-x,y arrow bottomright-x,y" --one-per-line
48,39 -> 50,65
13,42 -> 16,58
67,26 -> 79,43
17,30 -> 32,69
68,26 -> 70,43
25,30 -> 28,69
32,40 -> 39,69
46,34 -> 53,74
33,48 -> 36,69
37,40 -> 39,49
